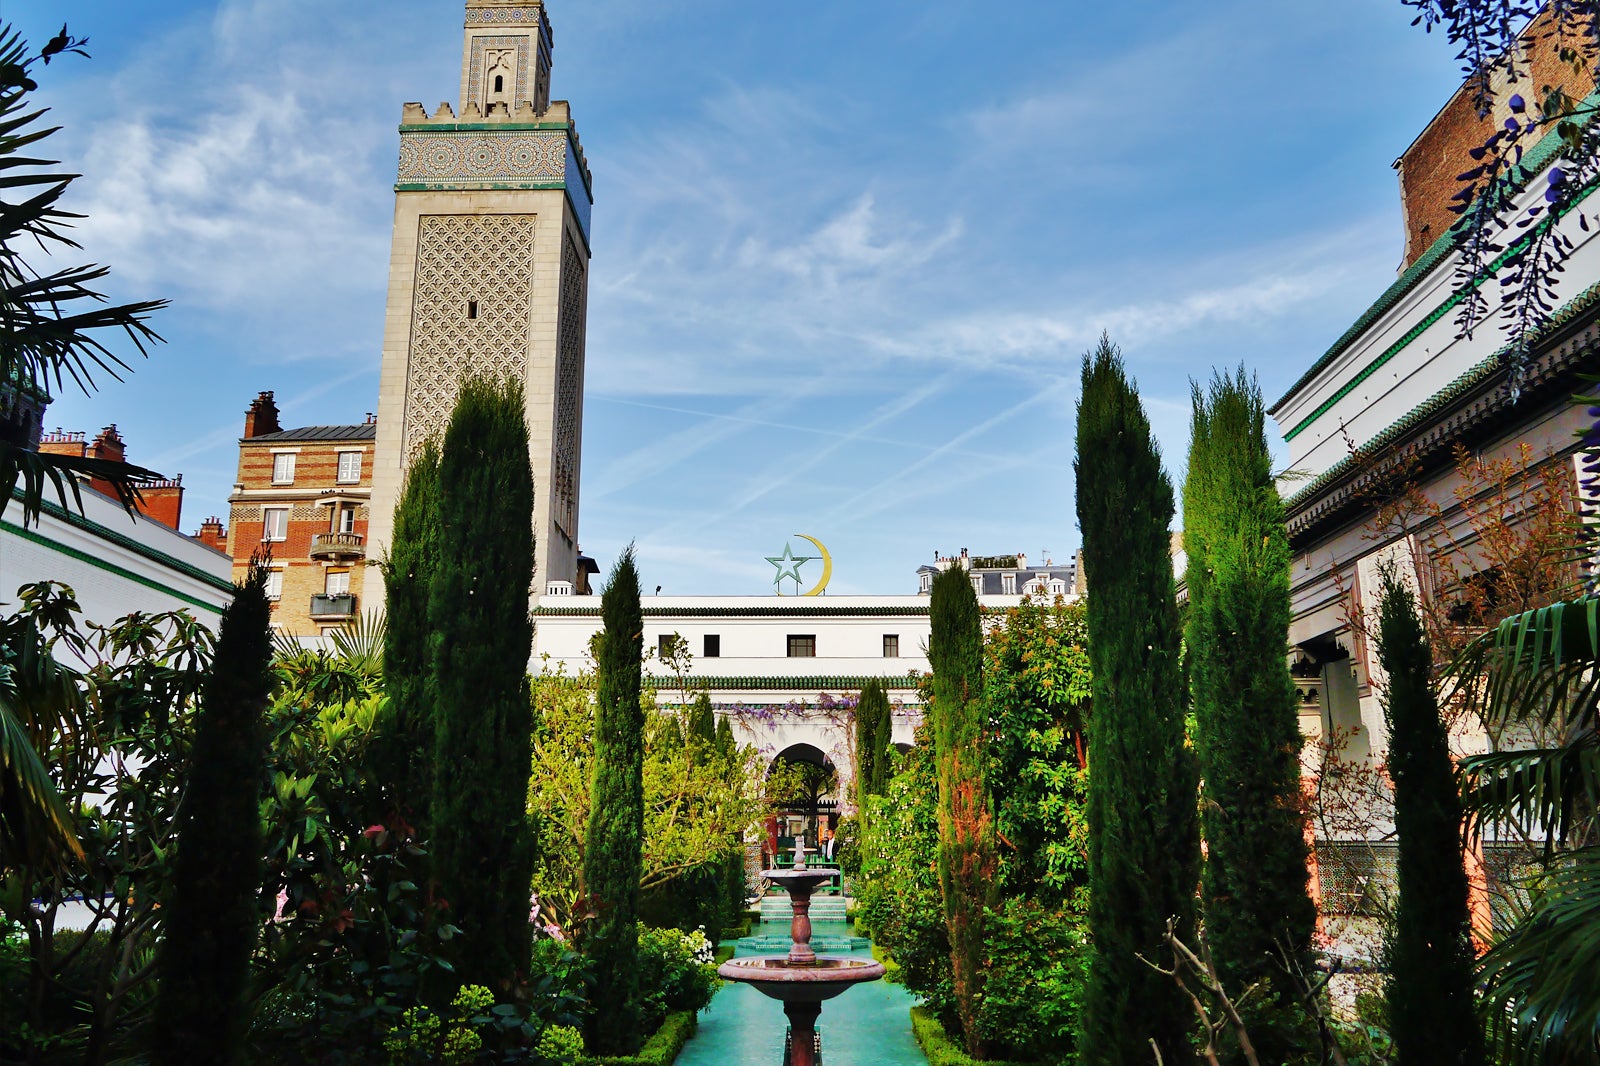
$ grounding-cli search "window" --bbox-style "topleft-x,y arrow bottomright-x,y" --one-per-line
919,572 -> 932,594
1001,572 -> 1016,595
883,634 -> 899,658
703,634 -> 721,658
971,575 -> 984,595
271,453 -> 296,484
338,505 -> 357,533
787,634 -> 816,658
467,299 -> 479,320
265,570 -> 283,601
326,571 -> 351,597
493,74 -> 504,94
337,450 -> 362,483
262,507 -> 288,542
658,633 -> 678,657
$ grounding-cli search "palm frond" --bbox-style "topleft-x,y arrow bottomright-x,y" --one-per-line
327,609 -> 385,675
0,678 -> 80,865
1479,847 -> 1600,1065
0,444 -> 165,526
1461,733 -> 1600,845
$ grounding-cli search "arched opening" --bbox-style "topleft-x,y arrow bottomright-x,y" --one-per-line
764,743 -> 838,865
493,74 -> 504,94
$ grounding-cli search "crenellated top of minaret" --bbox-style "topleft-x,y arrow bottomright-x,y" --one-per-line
460,0 -> 554,116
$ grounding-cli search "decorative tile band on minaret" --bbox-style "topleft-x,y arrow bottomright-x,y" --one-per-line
367,0 -> 593,607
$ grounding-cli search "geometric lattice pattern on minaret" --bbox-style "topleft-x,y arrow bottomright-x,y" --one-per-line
403,213 -> 537,460
553,233 -> 585,535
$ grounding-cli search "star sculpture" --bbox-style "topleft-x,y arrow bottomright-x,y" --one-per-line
765,543 -> 816,588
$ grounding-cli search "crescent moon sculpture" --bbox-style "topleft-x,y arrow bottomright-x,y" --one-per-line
795,534 -> 833,596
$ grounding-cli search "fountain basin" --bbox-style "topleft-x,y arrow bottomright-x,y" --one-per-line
718,955 -> 885,1003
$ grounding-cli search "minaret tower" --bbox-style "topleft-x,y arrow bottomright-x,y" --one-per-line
368,0 -> 593,602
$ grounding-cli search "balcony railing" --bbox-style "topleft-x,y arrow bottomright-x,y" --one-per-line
309,532 -> 365,560
309,593 -> 357,619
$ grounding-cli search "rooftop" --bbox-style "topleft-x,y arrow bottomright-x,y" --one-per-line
245,424 -> 377,443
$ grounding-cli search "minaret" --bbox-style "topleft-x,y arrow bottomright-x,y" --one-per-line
368,0 -> 592,605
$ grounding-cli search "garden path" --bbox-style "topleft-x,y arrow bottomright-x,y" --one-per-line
676,920 -> 926,1066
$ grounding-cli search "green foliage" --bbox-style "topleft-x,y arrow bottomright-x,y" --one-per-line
379,438 -> 442,828
1073,335 -> 1198,1066
984,595 -> 1093,906
855,678 -> 894,803
634,925 -> 719,1032
151,566 -> 274,1065
1376,573 -> 1482,1066
909,1006 -> 1033,1066
976,897 -> 1089,1062
537,1023 -> 586,1064
583,1010 -> 699,1066
928,565 -> 997,1058
713,715 -> 735,756
586,547 -> 646,1054
1182,369 -> 1315,1061
428,377 -> 536,995
685,693 -> 715,747
854,734 -> 954,1019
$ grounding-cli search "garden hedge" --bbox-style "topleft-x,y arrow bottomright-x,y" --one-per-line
910,1007 -> 1033,1066
583,1010 -> 698,1066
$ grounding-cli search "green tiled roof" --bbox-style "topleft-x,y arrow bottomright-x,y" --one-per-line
644,675 -> 924,691
1272,88 -> 1600,433
1282,278 -> 1600,513
536,604 -> 933,618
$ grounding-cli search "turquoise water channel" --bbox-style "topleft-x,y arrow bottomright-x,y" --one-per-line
676,920 -> 926,1066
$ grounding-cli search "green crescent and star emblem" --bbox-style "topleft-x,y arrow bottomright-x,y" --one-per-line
764,534 -> 834,596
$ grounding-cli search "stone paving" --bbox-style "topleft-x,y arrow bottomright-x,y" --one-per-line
676,919 -> 926,1066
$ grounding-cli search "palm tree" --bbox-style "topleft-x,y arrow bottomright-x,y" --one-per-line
0,24 -> 169,870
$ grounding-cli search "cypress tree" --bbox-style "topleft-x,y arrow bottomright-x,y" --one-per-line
1378,571 -> 1483,1066
928,565 -> 997,1058
151,565 -> 273,1065
1183,370 -> 1315,1060
687,692 -> 716,747
855,679 -> 893,803
585,546 -> 645,1055
714,714 -> 735,757
429,378 -> 536,994
1074,336 -> 1199,1066
379,438 -> 442,829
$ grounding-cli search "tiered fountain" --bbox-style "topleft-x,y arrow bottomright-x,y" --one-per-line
718,842 -> 884,1066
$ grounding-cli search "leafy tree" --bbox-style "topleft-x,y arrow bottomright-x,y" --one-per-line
928,564 -> 997,1058
686,692 -> 716,748
714,714 -> 735,756
584,547 -> 645,1055
1073,335 -> 1198,1066
1182,370 -> 1315,1060
855,678 -> 894,805
428,378 -> 536,995
379,439 -> 442,828
983,594 -> 1092,906
0,26 -> 168,871
151,567 -> 273,1065
1376,570 -> 1483,1066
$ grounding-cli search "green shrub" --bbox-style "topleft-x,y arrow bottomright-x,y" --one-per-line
634,926 -> 719,1033
583,1010 -> 698,1066
976,898 -> 1089,1061
538,1024 -> 586,1064
910,1007 -> 1033,1066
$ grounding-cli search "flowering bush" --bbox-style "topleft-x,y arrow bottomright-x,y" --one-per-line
635,924 -> 720,1031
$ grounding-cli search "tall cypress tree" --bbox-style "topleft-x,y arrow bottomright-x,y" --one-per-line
429,378 -> 536,995
1378,572 -> 1483,1066
379,438 -> 442,829
1074,336 -> 1198,1066
686,692 -> 716,747
928,565 -> 997,1058
151,565 -> 273,1065
585,547 -> 645,1055
1183,370 -> 1315,1060
855,678 -> 892,803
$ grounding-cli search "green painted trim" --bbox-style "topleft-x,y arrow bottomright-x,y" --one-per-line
398,121 -> 574,132
1283,173 -> 1600,442
536,604 -> 933,618
2,519 -> 229,613
1274,87 -> 1600,425
1283,278 -> 1600,511
645,674 -> 924,691
17,494 -> 236,595
395,181 -> 569,192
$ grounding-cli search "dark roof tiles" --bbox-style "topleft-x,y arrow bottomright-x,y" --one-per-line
247,424 -> 376,443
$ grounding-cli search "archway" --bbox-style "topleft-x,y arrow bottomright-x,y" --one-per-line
765,743 -> 839,864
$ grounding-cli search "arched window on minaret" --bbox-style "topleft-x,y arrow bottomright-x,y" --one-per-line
494,74 -> 504,94
485,49 -> 515,109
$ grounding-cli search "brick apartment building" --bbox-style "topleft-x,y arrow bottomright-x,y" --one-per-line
224,392 -> 376,636
39,425 -> 186,530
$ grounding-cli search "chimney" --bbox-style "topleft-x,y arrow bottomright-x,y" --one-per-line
194,516 -> 227,552
1016,551 -> 1026,570
244,391 -> 281,438
89,424 -> 124,465
38,428 -> 86,458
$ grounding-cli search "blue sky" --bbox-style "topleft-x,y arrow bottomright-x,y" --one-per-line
14,0 -> 1463,594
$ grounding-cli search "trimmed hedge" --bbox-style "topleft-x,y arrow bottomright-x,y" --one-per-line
584,1010 -> 698,1066
910,1007 -> 1033,1066
713,944 -> 735,966
720,918 -> 752,942
741,908 -> 762,925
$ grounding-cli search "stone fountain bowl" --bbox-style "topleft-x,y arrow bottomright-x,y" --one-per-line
718,956 -> 886,1003
760,868 -> 837,890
